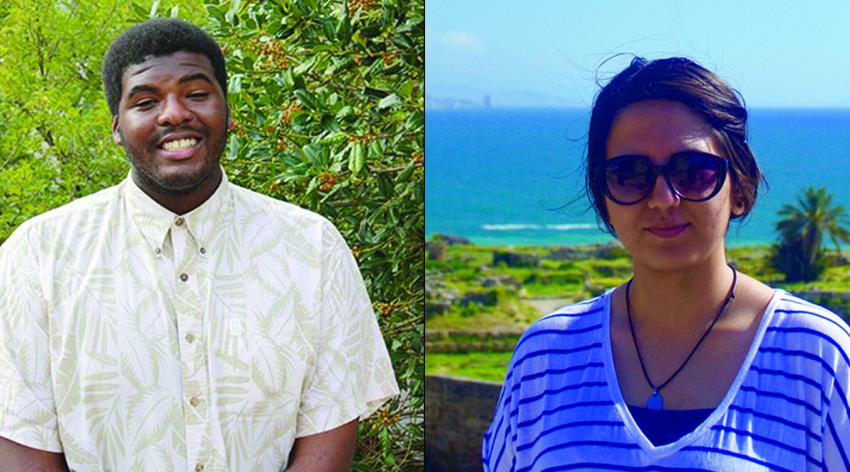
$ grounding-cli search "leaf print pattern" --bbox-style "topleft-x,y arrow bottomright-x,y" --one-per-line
0,173 -> 398,471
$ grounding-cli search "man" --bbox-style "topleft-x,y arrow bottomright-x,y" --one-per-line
0,18 -> 398,471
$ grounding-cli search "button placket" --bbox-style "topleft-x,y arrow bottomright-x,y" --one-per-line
170,218 -> 209,468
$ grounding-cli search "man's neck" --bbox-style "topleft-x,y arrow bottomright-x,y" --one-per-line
131,166 -> 223,215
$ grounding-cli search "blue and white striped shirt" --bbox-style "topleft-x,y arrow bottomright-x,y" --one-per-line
483,290 -> 850,471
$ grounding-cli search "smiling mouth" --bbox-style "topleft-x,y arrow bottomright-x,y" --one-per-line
646,224 -> 689,238
161,138 -> 198,151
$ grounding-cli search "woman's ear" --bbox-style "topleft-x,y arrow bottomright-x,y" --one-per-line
732,198 -> 745,217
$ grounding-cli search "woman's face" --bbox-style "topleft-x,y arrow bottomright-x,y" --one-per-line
604,99 -> 742,272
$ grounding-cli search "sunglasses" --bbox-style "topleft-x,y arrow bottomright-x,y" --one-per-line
602,151 -> 728,205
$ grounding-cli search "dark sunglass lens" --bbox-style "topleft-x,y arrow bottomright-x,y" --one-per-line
669,153 -> 722,199
606,157 -> 652,203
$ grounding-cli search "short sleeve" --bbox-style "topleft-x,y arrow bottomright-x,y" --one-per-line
824,352 -> 850,471
0,225 -> 62,452
295,222 -> 399,436
483,367 -> 516,472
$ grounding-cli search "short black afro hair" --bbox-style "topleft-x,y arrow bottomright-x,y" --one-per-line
102,18 -> 227,116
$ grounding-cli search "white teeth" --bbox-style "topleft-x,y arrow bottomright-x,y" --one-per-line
162,138 -> 198,151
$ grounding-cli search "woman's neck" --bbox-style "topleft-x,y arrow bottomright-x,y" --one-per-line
627,254 -> 735,332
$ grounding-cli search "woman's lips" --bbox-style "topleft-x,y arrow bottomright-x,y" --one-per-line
646,224 -> 689,238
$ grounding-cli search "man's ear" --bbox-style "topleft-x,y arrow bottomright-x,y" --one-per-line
112,115 -> 122,146
226,106 -> 233,131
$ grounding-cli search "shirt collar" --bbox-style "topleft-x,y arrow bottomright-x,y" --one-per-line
125,168 -> 232,253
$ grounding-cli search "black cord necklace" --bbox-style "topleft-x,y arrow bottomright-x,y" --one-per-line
626,264 -> 737,410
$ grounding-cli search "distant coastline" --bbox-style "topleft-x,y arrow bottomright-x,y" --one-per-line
425,230 -> 774,248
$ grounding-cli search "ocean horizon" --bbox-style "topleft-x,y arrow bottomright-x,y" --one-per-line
426,107 -> 850,247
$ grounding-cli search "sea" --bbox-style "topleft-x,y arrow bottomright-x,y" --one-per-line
425,108 -> 850,247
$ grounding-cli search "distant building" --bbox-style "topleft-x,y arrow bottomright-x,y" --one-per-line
424,95 -> 483,109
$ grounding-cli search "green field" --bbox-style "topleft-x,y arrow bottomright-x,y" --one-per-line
426,241 -> 850,383
426,351 -> 513,383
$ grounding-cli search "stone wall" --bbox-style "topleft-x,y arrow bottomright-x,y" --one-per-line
425,375 -> 502,472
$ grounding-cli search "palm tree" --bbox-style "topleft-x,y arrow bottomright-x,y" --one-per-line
772,187 -> 850,281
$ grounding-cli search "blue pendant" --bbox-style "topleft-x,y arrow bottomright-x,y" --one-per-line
647,389 -> 663,410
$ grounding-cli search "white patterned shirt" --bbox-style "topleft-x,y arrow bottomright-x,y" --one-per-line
0,172 -> 398,471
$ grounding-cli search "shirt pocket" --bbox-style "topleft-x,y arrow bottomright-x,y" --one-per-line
210,313 -> 311,422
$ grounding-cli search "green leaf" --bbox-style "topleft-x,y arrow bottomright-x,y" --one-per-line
279,152 -> 301,168
302,143 -> 321,163
281,69 -> 295,88
149,0 -> 160,18
228,74 -> 242,94
349,142 -> 364,174
293,55 -> 319,76
392,33 -> 414,50
294,89 -> 322,112
225,0 -> 242,22
337,7 -> 352,43
207,4 -> 225,21
363,87 -> 390,98
398,161 -> 415,181
367,140 -> 382,159
321,115 -> 340,132
226,136 -> 240,160
322,18 -> 336,42
335,105 -> 354,119
378,94 -> 400,109
377,173 -> 394,198
130,3 -> 149,19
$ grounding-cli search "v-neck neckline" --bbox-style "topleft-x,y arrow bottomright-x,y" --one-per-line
601,287 -> 783,456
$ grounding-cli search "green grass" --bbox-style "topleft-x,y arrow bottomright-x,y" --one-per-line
426,298 -> 541,333
426,351 -> 513,383
426,242 -> 850,381
522,282 -> 583,297
777,264 -> 850,292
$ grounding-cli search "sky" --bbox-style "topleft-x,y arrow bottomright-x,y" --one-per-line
426,1 -> 850,108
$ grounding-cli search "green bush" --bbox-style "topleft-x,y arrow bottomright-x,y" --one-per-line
204,1 -> 423,469
524,270 -> 584,286
0,0 -> 423,469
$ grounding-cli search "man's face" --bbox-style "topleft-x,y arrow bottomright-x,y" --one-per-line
112,51 -> 229,195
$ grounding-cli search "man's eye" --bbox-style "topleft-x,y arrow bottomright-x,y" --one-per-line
134,99 -> 155,108
188,92 -> 209,100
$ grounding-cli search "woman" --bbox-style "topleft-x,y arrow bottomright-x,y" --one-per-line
483,57 -> 850,471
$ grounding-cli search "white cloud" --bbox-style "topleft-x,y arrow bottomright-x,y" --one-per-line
440,31 -> 483,51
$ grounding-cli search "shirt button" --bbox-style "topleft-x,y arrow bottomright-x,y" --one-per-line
185,333 -> 195,343
180,273 -> 189,282
195,463 -> 204,472
199,247 -> 206,254
155,247 -> 162,255
190,396 -> 200,407
175,217 -> 185,226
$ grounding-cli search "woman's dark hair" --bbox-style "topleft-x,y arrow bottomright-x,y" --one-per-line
101,18 -> 227,117
586,56 -> 764,234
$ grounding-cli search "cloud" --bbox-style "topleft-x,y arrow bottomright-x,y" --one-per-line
440,31 -> 483,51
